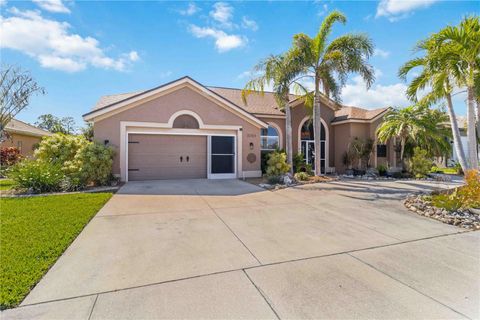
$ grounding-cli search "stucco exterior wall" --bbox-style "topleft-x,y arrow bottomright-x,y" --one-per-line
0,133 -> 42,157
333,116 -> 396,173
93,86 -> 262,175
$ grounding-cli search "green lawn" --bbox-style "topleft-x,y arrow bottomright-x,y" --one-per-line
0,192 -> 112,309
0,179 -> 14,191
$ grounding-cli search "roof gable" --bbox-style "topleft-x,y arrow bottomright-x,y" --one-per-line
83,77 -> 268,128
5,119 -> 52,137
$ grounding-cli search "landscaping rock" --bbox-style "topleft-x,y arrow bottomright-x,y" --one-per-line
404,194 -> 480,230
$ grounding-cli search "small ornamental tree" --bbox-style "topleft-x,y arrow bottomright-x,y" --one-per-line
0,147 -> 21,167
266,151 -> 291,178
35,134 -> 87,166
409,147 -> 432,178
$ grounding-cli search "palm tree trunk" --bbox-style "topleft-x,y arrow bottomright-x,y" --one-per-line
400,137 -> 405,169
467,87 -> 479,170
445,93 -> 469,171
313,79 -> 322,176
285,104 -> 293,174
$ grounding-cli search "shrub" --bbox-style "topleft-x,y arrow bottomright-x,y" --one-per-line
35,134 -> 87,166
377,164 -> 387,176
7,160 -> 64,193
294,172 -> 309,181
34,133 -> 114,189
1,147 -> 22,167
409,147 -> 432,178
430,170 -> 480,210
73,142 -> 114,186
293,153 -> 313,174
265,151 -> 290,178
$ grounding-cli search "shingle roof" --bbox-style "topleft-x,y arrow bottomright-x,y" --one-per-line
208,87 -> 294,116
91,84 -> 386,122
332,106 -> 389,122
5,119 -> 52,137
93,91 -> 143,110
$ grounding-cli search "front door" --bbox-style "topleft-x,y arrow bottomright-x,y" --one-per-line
300,140 -> 326,174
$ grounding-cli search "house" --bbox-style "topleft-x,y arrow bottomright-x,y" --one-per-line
0,119 -> 52,157
83,76 -> 397,181
448,116 -> 480,166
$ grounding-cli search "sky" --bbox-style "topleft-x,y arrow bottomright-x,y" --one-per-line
1,0 -> 477,129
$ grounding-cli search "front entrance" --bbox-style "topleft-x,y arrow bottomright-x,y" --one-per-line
300,120 -> 326,174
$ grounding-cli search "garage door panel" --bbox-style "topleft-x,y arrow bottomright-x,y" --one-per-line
128,134 -> 207,180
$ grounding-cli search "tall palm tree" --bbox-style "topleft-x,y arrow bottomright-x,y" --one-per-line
290,11 -> 375,175
241,53 -> 303,173
399,36 -> 469,171
436,16 -> 479,169
376,105 -> 451,165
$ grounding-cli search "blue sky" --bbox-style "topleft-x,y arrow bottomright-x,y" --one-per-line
1,0 -> 477,129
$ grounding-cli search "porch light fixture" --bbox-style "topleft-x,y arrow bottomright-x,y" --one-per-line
249,142 -> 254,150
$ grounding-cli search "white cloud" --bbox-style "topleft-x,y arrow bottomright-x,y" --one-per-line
317,3 -> 328,16
179,2 -> 199,16
241,16 -> 258,31
32,0 -> 70,14
0,9 -> 138,72
341,76 -> 410,108
189,25 -> 246,52
210,2 -> 233,27
373,48 -> 390,58
128,51 -> 139,62
376,0 -> 439,21
0,0 -> 7,7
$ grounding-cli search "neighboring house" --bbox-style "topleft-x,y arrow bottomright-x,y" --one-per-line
448,116 -> 480,166
83,76 -> 396,181
0,119 -> 52,157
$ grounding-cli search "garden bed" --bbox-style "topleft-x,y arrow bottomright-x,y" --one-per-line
404,194 -> 479,230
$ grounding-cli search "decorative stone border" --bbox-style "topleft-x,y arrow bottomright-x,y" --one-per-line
404,194 -> 480,230
0,186 -> 120,198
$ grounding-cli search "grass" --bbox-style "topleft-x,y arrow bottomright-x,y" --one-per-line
430,166 -> 460,175
0,179 -> 14,191
0,192 -> 112,309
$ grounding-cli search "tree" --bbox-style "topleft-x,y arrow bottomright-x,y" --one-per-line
290,11 -> 375,175
435,16 -> 480,169
242,53 -> 304,173
0,65 -> 45,141
35,114 -> 77,134
376,105 -> 451,167
399,35 -> 469,172
81,122 -> 94,141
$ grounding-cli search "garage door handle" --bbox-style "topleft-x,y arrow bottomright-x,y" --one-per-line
186,156 -> 189,162
180,156 -> 183,162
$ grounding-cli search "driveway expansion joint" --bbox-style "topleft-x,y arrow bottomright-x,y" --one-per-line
242,270 -> 281,320
196,191 -> 263,265
347,253 -> 472,320
17,230 -> 470,309
87,294 -> 98,320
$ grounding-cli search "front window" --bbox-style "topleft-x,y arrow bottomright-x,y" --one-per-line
260,126 -> 279,151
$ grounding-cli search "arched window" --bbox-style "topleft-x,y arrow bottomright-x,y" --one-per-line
172,114 -> 200,129
260,126 -> 279,151
299,118 -> 327,173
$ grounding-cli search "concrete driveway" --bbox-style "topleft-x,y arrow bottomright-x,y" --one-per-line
4,179 -> 479,319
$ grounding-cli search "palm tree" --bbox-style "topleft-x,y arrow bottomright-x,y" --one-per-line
436,16 -> 479,169
241,53 -> 303,173
290,11 -> 375,175
399,36 -> 469,171
376,105 -> 451,165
